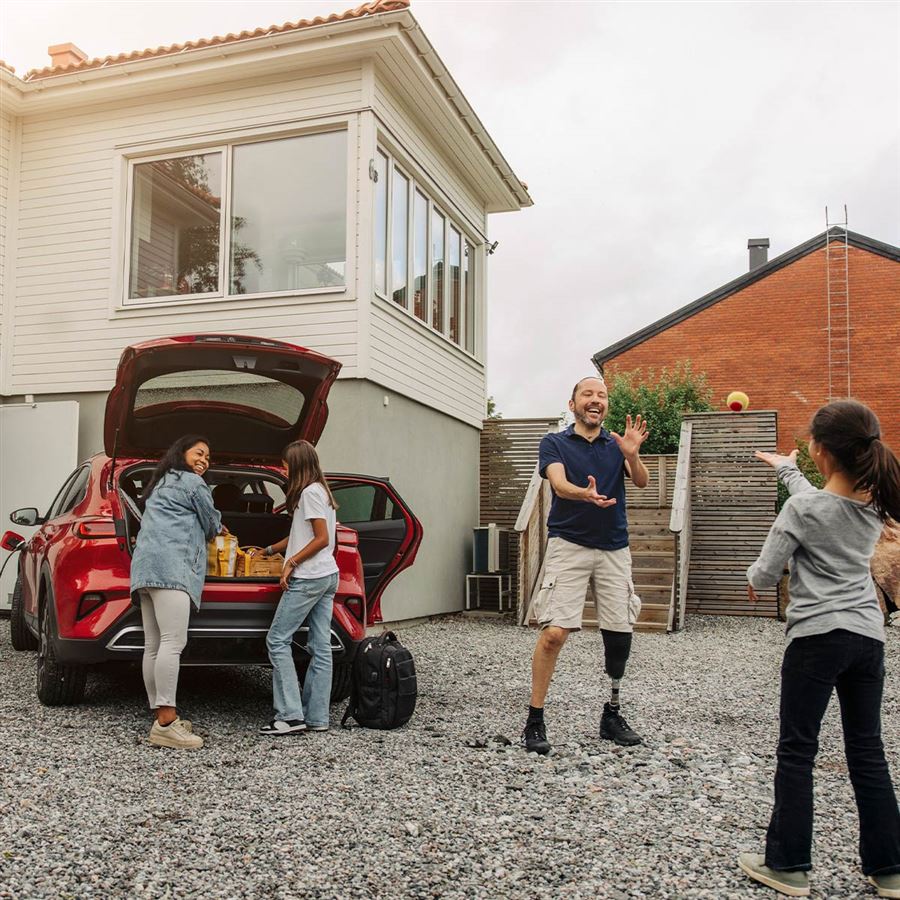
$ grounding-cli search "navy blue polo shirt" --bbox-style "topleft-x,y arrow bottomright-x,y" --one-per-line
538,425 -> 629,550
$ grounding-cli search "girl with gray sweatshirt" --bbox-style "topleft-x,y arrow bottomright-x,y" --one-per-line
737,400 -> 900,899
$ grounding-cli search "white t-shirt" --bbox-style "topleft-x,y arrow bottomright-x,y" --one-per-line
285,482 -> 339,580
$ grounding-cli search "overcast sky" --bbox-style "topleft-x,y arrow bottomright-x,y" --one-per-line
2,1 -> 898,418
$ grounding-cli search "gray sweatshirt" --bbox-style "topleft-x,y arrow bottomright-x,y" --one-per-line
746,462 -> 885,644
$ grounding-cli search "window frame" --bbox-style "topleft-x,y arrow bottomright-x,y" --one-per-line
120,126 -> 352,310
376,144 -> 482,361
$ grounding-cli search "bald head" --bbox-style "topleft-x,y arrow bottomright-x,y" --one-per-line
571,376 -> 606,402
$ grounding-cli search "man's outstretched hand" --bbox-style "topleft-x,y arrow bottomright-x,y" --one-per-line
611,414 -> 649,459
754,449 -> 799,469
583,475 -> 617,508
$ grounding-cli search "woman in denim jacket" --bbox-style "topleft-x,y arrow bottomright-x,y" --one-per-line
131,434 -> 223,749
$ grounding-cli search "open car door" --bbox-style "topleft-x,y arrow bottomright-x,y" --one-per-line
326,475 -> 423,624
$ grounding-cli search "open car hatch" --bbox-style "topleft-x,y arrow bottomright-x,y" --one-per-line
104,334 -> 341,464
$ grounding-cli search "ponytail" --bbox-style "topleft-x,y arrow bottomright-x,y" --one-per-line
810,400 -> 900,522
860,439 -> 900,522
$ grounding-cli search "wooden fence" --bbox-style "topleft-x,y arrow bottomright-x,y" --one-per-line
683,411 -> 779,616
515,454 -> 678,630
479,418 -> 559,607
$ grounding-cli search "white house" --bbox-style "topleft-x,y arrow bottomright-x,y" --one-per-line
0,0 -> 532,621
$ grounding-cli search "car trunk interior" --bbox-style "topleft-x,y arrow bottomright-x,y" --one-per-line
118,465 -> 292,581
117,467 -> 412,597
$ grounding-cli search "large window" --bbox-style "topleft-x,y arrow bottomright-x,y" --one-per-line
126,130 -> 347,303
373,148 -> 478,354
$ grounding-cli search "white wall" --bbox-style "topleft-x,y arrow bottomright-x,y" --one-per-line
0,108 -> 13,377
368,73 -> 489,428
6,57 -> 494,432
9,64 -> 364,396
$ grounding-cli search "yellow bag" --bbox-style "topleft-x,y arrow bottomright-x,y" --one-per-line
207,533 -> 240,577
235,546 -> 284,578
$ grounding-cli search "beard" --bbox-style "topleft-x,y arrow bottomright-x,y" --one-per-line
574,406 -> 605,427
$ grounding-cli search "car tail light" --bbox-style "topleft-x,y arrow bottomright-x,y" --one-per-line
76,520 -> 117,539
344,596 -> 364,622
76,593 -> 106,620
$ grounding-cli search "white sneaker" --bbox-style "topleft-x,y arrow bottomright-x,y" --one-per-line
149,717 -> 203,749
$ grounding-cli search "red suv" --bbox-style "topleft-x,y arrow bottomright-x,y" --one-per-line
3,335 -> 422,706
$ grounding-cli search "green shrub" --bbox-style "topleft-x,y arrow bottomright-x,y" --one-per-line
605,361 -> 714,454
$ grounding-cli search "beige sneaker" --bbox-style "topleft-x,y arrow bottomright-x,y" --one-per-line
870,872 -> 900,898
149,717 -> 203,749
738,853 -> 810,897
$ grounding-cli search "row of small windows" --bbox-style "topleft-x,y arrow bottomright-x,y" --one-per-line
373,150 -> 476,354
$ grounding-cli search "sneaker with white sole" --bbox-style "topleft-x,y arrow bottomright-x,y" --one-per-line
870,872 -> 900,898
738,853 -> 810,897
259,719 -> 306,735
149,717 -> 203,749
306,724 -> 329,732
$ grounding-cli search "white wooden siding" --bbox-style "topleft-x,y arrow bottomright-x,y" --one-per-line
369,298 -> 485,427
373,67 -> 488,237
0,109 -> 12,374
10,65 -> 363,394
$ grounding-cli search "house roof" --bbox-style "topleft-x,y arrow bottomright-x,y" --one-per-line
0,0 -> 531,211
21,0 -> 410,80
592,228 -> 900,368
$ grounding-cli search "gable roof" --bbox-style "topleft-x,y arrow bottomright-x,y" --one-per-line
592,228 -> 900,368
21,0 -> 409,80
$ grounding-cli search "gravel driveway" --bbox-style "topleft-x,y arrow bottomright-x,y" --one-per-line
1,615 -> 898,899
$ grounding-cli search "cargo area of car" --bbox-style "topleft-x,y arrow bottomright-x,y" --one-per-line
117,464 -> 292,581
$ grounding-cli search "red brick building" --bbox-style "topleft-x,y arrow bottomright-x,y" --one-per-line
593,229 -> 900,450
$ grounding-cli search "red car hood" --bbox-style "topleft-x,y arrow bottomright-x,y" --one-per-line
104,334 -> 341,465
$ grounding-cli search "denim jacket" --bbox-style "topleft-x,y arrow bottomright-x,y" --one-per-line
130,470 -> 222,609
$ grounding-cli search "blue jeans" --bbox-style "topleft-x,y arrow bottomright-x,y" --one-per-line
766,629 -> 900,876
266,573 -> 338,726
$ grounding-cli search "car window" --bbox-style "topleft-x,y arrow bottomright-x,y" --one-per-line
331,483 -> 399,524
46,469 -> 81,520
58,466 -> 91,516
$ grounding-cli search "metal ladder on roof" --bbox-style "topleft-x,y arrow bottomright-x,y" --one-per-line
825,205 -> 851,400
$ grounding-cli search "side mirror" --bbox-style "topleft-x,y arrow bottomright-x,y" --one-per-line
1,530 -> 26,552
10,508 -> 41,527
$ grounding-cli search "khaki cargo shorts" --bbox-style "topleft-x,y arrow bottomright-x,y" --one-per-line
532,536 -> 641,633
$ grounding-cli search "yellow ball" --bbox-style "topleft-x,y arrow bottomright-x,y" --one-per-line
727,390 -> 749,412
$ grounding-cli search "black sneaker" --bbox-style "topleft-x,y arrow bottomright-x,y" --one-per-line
259,719 -> 306,735
522,719 -> 551,755
599,703 -> 642,746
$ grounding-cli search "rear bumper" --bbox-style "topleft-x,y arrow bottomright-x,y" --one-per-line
54,601 -> 357,666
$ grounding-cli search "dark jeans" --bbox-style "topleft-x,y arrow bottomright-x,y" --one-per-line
765,629 -> 900,875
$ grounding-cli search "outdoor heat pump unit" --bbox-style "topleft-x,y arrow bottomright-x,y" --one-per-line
472,523 -> 511,573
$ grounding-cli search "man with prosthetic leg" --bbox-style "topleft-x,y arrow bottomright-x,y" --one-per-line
523,376 -> 650,755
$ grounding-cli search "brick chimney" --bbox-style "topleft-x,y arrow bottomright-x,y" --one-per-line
47,43 -> 88,68
748,238 -> 770,271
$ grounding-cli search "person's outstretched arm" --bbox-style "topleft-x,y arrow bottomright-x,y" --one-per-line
755,449 -> 817,496
545,463 -> 617,507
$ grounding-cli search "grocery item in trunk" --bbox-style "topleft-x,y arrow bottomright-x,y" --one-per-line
236,547 -> 284,578
207,533 -> 241,577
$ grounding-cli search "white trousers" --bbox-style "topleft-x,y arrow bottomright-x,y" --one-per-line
139,588 -> 191,709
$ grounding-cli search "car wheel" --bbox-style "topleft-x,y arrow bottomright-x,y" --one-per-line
330,661 -> 352,704
36,589 -> 86,706
10,578 -> 39,651
292,659 -> 352,705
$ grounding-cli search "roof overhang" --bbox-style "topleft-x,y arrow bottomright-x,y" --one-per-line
0,7 -> 530,210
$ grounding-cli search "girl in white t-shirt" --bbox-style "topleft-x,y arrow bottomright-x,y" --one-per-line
259,440 -> 339,736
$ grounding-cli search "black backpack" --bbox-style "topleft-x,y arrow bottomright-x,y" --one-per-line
341,632 -> 417,729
